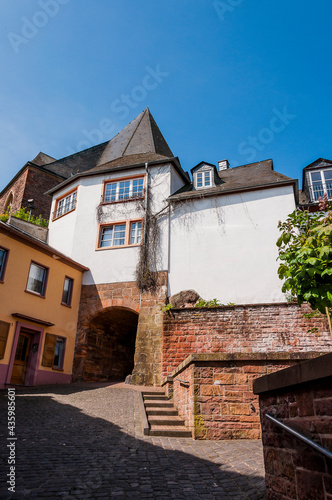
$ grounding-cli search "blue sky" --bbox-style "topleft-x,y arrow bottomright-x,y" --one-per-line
0,0 -> 331,189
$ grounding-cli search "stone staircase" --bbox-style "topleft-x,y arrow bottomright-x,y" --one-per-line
141,390 -> 192,438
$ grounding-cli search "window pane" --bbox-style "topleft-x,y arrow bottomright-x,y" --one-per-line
62,277 -> 73,305
100,226 -> 114,247
130,221 -> 142,244
113,224 -> 126,246
57,199 -> 64,217
197,172 -> 203,187
204,171 -> 211,186
27,264 -> 46,295
324,170 -> 332,180
132,178 -> 144,197
105,183 -> 117,202
0,249 -> 6,277
311,172 -> 321,181
119,181 -> 130,200
53,339 -> 64,367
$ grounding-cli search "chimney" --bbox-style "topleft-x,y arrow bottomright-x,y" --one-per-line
218,159 -> 229,171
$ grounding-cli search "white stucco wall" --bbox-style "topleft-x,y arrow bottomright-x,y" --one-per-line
48,164 -> 175,285
168,186 -> 296,304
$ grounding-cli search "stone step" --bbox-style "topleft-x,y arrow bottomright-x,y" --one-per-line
143,395 -> 169,401
142,391 -> 165,396
144,401 -> 174,408
149,425 -> 192,438
148,415 -> 185,426
145,408 -> 178,416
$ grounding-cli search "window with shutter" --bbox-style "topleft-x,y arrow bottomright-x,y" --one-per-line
42,333 -> 57,367
0,320 -> 10,359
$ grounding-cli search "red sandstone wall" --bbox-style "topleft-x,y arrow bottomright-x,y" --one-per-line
162,303 -> 331,377
0,169 -> 28,214
74,273 -> 168,386
258,376 -> 332,499
0,166 -> 61,220
170,358 -> 303,440
23,168 -> 61,220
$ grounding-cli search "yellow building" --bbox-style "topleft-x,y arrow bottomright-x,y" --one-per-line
0,219 -> 88,388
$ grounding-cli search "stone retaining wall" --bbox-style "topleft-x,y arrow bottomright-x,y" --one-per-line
162,353 -> 320,440
162,303 -> 331,377
253,352 -> 332,499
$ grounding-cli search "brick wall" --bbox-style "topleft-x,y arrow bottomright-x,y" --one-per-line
0,166 -> 62,220
162,353 -> 318,440
254,353 -> 332,500
22,167 -> 62,220
162,303 -> 331,377
73,272 -> 168,386
0,169 -> 28,214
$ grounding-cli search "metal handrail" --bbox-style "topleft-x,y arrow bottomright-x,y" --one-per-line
266,413 -> 332,460
175,379 -> 190,385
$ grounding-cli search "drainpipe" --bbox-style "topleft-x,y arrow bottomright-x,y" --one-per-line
140,162 -> 149,306
143,162 -> 149,246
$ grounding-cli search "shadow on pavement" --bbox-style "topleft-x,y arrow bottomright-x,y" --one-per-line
0,388 -> 266,499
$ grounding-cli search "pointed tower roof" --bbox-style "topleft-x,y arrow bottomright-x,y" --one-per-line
96,107 -> 173,167
45,109 -> 190,195
41,108 -> 175,178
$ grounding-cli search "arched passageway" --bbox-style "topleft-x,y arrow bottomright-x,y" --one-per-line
84,307 -> 138,382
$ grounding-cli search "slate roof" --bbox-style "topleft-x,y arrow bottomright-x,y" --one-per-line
40,108 -> 189,195
41,108 -> 174,180
169,159 -> 297,201
31,152 -> 56,166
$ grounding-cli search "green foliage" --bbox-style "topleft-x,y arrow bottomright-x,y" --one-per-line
162,303 -> 174,312
0,213 -> 9,222
0,207 -> 48,227
195,298 -> 223,308
277,205 -> 332,314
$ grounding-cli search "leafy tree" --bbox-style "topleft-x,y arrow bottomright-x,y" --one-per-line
276,194 -> 332,333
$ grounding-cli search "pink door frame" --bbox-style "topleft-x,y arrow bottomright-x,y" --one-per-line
6,321 -> 44,386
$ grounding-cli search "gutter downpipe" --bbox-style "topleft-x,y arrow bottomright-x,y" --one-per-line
139,162 -> 149,307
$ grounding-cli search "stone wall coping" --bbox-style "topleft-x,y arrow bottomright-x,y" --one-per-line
253,351 -> 332,394
163,351 -> 322,382
164,302 -> 300,314
161,376 -> 173,387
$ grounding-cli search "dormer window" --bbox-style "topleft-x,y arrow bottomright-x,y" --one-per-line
309,170 -> 332,202
197,171 -> 212,188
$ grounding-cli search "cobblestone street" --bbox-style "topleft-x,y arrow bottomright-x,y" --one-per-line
0,383 -> 266,499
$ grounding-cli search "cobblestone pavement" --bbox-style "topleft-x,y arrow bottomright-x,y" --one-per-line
0,383 -> 266,499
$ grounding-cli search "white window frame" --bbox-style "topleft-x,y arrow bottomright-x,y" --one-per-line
196,170 -> 212,189
54,189 -> 77,219
309,169 -> 332,202
130,221 -> 142,245
26,262 -> 48,297
98,220 -> 143,249
103,177 -> 144,203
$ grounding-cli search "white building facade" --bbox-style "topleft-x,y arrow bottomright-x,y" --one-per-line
44,108 -> 297,384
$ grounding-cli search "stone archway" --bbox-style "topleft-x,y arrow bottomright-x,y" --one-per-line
76,307 -> 139,382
